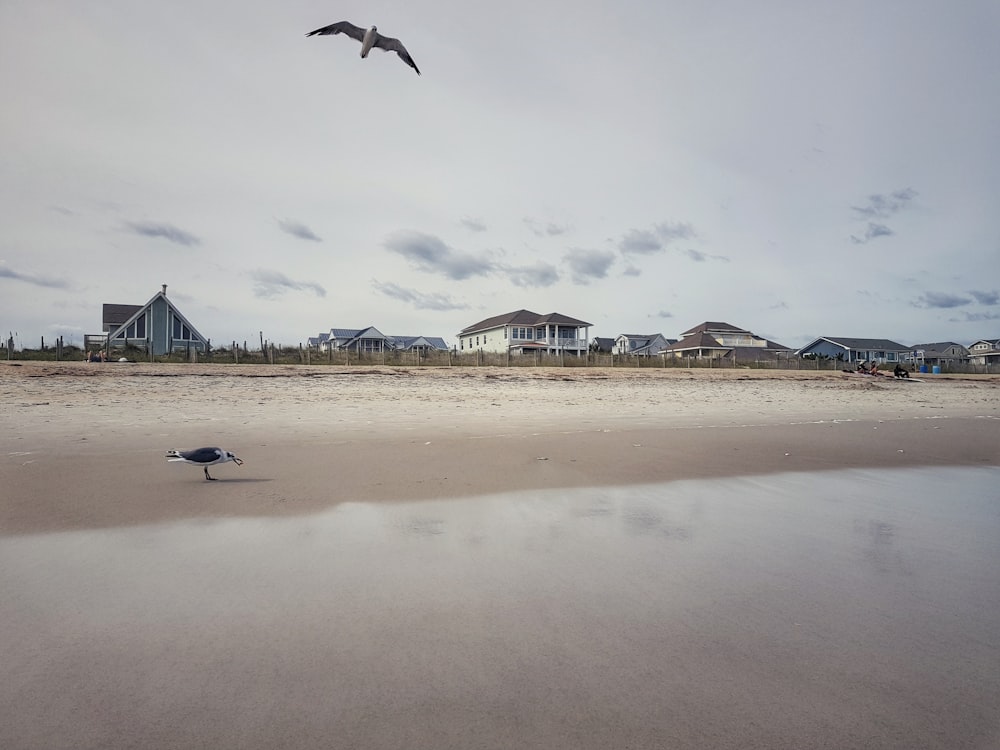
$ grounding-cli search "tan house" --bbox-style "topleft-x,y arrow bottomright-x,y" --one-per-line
663,322 -> 791,360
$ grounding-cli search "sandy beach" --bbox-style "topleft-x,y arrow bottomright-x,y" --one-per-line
3,361 -> 999,534
2,362 -> 999,749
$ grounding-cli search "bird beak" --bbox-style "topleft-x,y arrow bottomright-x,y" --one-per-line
234,458 -> 244,466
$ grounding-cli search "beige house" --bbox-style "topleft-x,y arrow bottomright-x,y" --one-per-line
457,310 -> 592,355
663,321 -> 791,360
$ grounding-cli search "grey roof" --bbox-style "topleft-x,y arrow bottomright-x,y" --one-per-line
806,336 -> 912,351
102,304 -> 142,331
590,337 -> 615,353
664,332 -> 730,351
330,328 -> 363,339
460,309 -> 592,335
910,341 -> 967,353
390,336 -> 449,350
679,321 -> 748,337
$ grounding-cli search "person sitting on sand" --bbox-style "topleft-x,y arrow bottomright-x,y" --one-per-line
894,364 -> 910,379
869,361 -> 880,376
857,361 -> 869,374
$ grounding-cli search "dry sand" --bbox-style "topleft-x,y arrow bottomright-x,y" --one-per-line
2,362 -> 999,750
2,361 -> 998,534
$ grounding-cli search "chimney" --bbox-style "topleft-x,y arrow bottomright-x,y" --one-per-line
162,284 -> 168,296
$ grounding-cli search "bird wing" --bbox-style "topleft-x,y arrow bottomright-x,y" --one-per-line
305,21 -> 366,41
180,447 -> 223,464
372,34 -> 421,75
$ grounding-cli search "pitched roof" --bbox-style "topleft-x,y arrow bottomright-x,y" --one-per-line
797,336 -> 911,354
679,321 -> 747,336
460,309 -> 592,334
391,336 -> 449,350
664,332 -> 730,351
102,304 -> 142,331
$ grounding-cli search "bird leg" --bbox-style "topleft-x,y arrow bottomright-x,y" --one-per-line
204,467 -> 217,481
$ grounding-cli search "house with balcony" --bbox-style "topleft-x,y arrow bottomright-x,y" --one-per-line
662,322 -> 791,360
614,333 -> 676,356
796,336 -> 911,364
457,310 -> 591,355
968,338 -> 1000,365
87,284 -> 209,355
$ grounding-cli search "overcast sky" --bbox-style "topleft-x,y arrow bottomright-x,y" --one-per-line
2,0 -> 998,350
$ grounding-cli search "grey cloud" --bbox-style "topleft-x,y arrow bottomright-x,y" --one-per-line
622,264 -> 642,277
385,231 -> 495,280
948,311 -> 1000,322
563,248 -> 616,284
969,289 -> 999,305
619,229 -> 662,255
125,221 -> 200,246
655,221 -> 696,242
850,222 -> 894,244
372,281 -> 468,311
652,310 -> 673,318
851,187 -> 917,219
684,248 -> 730,262
460,217 -> 487,232
620,221 -> 697,255
278,219 -> 321,242
250,269 -> 326,299
0,266 -> 69,289
913,291 -> 971,309
502,262 -> 560,288
524,218 -> 569,237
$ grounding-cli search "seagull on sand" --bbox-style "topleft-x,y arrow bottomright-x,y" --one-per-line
166,447 -> 243,481
306,21 -> 421,76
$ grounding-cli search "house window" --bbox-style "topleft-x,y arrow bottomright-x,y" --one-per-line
172,315 -> 193,341
511,327 -> 534,340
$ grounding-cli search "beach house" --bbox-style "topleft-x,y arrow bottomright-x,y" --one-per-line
308,326 -> 448,353
91,285 -> 209,355
662,322 -> 791,360
795,336 -> 910,364
457,310 -> 591,355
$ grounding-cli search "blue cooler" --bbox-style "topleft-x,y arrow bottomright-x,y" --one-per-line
932,365 -> 941,374
919,365 -> 928,373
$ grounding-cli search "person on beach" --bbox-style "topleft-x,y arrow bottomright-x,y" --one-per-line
894,364 -> 910,378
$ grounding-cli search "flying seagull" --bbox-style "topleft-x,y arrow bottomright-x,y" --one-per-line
166,447 -> 243,481
306,22 -> 421,76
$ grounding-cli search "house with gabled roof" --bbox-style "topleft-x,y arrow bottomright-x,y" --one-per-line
457,309 -> 591,355
663,321 -> 791,360
94,284 -> 209,355
907,342 -> 969,367
968,338 -> 1000,365
614,333 -> 676,356
310,327 -> 448,353
390,335 -> 449,352
796,336 -> 910,364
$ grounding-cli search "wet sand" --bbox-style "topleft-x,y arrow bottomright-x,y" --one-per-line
2,363 -> 1000,748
